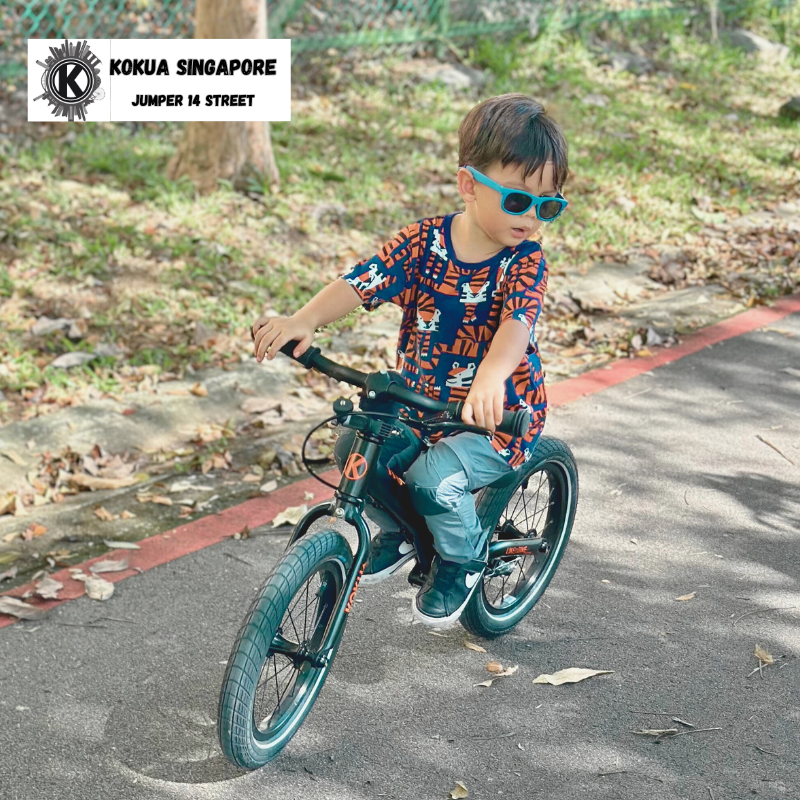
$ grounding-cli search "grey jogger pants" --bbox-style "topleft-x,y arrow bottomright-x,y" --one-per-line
334,427 -> 521,565
405,433 -> 515,564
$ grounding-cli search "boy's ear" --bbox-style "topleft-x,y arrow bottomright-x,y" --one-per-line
457,167 -> 477,204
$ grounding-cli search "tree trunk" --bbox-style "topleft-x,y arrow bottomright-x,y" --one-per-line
167,0 -> 281,194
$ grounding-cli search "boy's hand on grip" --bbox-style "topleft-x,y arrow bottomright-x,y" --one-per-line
252,314 -> 314,362
462,375 -> 505,434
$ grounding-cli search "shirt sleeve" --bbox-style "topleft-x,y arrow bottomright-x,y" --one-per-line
340,223 -> 420,311
500,247 -> 548,334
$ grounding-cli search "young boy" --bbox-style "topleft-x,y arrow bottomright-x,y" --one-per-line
252,93 -> 569,627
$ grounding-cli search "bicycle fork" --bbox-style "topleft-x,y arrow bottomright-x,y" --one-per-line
281,431 -> 377,667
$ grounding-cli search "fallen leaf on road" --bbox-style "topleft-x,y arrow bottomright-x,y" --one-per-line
35,575 -> 63,600
70,474 -> 138,491
190,382 -> 208,397
0,597 -> 49,620
464,641 -> 486,653
635,728 -> 679,737
241,397 -> 281,414
103,540 -> 141,550
1,450 -> 26,466
533,668 -> 614,685
486,661 -> 503,674
150,495 -> 173,506
241,474 -> 261,483
754,645 -> 774,665
496,665 -> 519,677
474,679 -> 495,688
0,566 -> 18,582
675,592 -> 696,601
260,480 -> 278,493
22,523 -> 47,540
450,781 -> 469,799
90,557 -> 129,574
272,504 -> 308,527
72,572 -> 114,601
94,506 -> 117,521
120,510 -> 136,519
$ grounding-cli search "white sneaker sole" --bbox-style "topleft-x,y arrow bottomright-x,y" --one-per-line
358,551 -> 415,586
411,572 -> 484,629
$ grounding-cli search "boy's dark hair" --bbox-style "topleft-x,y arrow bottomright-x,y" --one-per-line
458,94 -> 569,190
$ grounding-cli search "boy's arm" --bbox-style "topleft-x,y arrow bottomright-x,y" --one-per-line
254,278 -> 360,361
463,248 -> 547,432
462,320 -> 529,432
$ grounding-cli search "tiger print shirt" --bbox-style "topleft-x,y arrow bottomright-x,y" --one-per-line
340,212 -> 548,469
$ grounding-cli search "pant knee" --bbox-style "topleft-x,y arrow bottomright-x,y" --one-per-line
406,447 -> 468,517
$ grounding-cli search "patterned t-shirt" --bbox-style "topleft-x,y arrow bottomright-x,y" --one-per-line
340,212 -> 548,469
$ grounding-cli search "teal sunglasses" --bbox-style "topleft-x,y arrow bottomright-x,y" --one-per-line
464,165 -> 568,222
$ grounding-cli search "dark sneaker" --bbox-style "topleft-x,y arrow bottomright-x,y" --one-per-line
359,529 -> 416,586
412,549 -> 487,628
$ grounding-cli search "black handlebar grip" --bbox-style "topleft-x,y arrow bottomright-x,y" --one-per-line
449,402 -> 531,437
279,340 -> 320,368
498,408 -> 531,437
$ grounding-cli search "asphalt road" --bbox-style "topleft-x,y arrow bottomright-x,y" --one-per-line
2,313 -> 799,800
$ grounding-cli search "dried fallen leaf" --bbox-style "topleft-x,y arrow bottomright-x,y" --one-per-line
22,523 -> 47,540
496,665 -> 519,678
486,661 -> 504,674
90,557 -> 129,574
0,566 -> 18,582
151,495 -> 173,506
120,510 -> 136,520
675,592 -> 696,601
72,572 -> 114,601
93,506 -> 117,521
1,450 -> 26,466
35,575 -> 63,600
102,540 -> 141,550
241,474 -> 262,483
634,728 -> 678,737
70,474 -> 138,491
754,645 -> 774,665
260,480 -> 278,493
190,382 -> 208,397
0,596 -> 49,620
464,641 -> 487,653
474,679 -> 495,688
272,504 -> 308,527
450,781 -> 469,799
532,668 -> 614,686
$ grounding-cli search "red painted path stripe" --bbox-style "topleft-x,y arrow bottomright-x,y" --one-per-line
3,292 -> 799,627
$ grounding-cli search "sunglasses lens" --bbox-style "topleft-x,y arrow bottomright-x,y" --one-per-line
539,199 -> 563,220
503,193 -> 533,214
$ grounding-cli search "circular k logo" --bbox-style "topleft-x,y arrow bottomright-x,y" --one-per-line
34,39 -> 103,121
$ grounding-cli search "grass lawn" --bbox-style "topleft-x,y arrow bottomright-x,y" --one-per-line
1,12 -> 798,423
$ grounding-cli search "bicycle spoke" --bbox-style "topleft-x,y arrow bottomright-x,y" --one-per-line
483,463 -> 565,611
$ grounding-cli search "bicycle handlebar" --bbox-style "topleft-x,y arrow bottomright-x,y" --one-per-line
279,340 -> 531,438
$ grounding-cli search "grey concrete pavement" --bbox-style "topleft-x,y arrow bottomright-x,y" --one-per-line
1,314 -> 799,800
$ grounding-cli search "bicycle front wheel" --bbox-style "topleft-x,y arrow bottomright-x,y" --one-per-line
461,436 -> 578,638
217,529 -> 352,769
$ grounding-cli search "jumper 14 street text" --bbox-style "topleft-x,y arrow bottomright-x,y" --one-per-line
131,94 -> 256,106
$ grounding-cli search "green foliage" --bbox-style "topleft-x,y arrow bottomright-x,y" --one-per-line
0,267 -> 13,298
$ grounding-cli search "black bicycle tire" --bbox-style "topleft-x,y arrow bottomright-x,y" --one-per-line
461,436 -> 579,638
217,529 -> 352,769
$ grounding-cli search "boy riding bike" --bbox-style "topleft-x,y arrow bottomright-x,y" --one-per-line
252,93 -> 569,628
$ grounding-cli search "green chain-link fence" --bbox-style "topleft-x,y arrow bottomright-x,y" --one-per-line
0,0 -> 793,78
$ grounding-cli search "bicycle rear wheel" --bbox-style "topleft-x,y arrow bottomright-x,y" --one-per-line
461,436 -> 578,638
217,529 -> 352,769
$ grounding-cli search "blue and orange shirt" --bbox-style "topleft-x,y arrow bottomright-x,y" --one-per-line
340,212 -> 548,469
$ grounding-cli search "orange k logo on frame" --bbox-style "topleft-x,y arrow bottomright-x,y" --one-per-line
343,453 -> 369,481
